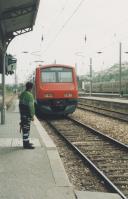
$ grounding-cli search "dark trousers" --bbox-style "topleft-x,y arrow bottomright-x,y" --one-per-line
20,115 -> 31,144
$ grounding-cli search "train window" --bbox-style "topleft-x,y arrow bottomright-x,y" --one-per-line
42,67 -> 71,72
42,72 -> 56,82
41,67 -> 73,83
58,71 -> 72,82
48,67 -> 63,71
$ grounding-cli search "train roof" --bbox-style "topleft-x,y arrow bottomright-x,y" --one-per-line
36,64 -> 75,69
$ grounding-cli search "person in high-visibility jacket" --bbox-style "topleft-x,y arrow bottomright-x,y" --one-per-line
19,82 -> 35,149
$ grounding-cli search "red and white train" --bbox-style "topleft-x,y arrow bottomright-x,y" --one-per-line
34,64 -> 78,115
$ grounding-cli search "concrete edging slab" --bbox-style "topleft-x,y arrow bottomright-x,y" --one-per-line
34,116 -> 72,187
75,191 -> 122,199
34,116 -> 56,149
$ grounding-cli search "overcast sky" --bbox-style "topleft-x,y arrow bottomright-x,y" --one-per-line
6,0 -> 128,83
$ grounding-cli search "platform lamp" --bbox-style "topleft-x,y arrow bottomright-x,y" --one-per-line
97,51 -> 103,83
21,51 -> 44,81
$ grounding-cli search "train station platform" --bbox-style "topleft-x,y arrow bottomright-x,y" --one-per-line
79,96 -> 128,114
0,99 -> 75,199
80,96 -> 128,103
0,99 -> 122,199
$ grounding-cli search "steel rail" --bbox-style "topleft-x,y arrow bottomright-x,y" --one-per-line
46,120 -> 127,199
77,104 -> 128,123
68,116 -> 128,150
78,101 -> 128,115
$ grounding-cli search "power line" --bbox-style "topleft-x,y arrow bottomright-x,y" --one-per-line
41,0 -> 128,65
42,0 -> 69,39
41,0 -> 88,56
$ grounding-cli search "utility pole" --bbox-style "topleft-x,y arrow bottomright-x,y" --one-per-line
89,57 -> 92,96
119,42 -> 122,97
75,63 -> 77,74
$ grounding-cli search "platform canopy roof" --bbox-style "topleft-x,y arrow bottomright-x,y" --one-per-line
0,0 -> 40,73
0,0 -> 40,52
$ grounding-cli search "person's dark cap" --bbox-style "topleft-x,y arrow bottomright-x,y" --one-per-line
26,82 -> 33,90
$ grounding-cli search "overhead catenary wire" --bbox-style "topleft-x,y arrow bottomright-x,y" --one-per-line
41,0 -> 89,56
42,0 -> 128,63
40,0 -> 128,70
41,0 -> 126,61
42,0 -> 69,41
83,31 -> 128,64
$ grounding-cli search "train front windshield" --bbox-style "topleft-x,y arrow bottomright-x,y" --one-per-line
41,67 -> 73,83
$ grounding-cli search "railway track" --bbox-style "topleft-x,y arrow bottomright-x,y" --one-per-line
78,102 -> 128,122
46,117 -> 128,199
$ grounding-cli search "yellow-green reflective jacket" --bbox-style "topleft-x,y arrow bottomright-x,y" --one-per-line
19,90 -> 35,118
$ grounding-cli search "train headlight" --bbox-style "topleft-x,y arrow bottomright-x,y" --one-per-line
44,93 -> 53,98
64,93 -> 72,97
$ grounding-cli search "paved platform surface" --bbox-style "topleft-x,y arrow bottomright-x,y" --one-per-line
0,100 -> 75,199
80,96 -> 128,114
0,99 -> 122,199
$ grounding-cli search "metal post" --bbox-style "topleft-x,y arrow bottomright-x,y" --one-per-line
75,63 -> 77,74
119,42 -> 122,97
89,57 -> 92,96
1,50 -> 6,124
15,67 -> 17,93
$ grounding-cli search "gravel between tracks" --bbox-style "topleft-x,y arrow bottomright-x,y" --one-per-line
41,120 -> 108,192
71,109 -> 128,144
41,108 -> 128,192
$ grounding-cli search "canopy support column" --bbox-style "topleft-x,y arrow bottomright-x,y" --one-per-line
1,48 -> 6,124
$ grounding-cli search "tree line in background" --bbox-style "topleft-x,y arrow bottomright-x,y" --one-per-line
78,62 -> 128,83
